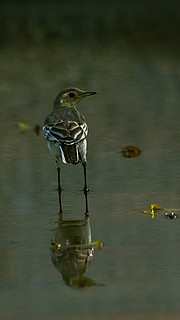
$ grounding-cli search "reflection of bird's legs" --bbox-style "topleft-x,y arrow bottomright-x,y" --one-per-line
57,166 -> 63,214
82,162 -> 90,215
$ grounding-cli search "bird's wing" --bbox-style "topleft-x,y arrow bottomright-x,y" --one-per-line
43,120 -> 88,145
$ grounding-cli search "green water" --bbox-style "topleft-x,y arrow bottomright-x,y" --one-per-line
1,1 -> 180,319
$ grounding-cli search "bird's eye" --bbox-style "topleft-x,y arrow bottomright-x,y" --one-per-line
69,92 -> 75,98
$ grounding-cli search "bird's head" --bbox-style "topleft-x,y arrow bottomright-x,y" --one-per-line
54,87 -> 97,108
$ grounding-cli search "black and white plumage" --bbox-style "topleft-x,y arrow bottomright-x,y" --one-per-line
43,113 -> 88,165
43,87 -> 97,214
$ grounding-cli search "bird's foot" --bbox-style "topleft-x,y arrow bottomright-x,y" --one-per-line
57,187 -> 63,194
83,187 -> 92,195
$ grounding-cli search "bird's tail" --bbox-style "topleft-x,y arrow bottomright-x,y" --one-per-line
60,144 -> 79,164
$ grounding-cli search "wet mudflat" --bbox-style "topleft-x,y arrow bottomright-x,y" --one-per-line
1,1 -> 180,319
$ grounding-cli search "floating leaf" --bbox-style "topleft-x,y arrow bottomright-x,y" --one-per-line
54,241 -> 61,248
18,120 -> 31,134
151,204 -> 163,211
142,203 -> 163,218
34,124 -> 41,136
150,211 -> 158,219
90,240 -> 103,250
52,239 -> 103,250
51,241 -> 62,252
121,145 -> 141,158
18,120 -> 41,135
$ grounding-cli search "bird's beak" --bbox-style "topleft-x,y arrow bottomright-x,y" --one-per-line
83,91 -> 97,96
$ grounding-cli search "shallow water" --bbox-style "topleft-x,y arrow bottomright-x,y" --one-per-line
1,1 -> 180,319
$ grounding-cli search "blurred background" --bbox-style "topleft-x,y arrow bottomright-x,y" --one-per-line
1,0 -> 180,319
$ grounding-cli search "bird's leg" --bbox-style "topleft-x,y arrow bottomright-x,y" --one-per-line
57,167 -> 63,214
82,162 -> 90,215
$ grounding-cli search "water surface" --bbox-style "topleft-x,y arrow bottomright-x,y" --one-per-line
1,1 -> 180,319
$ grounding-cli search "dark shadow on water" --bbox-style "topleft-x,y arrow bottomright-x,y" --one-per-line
50,214 -> 103,289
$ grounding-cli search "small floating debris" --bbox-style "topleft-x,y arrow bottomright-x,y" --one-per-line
121,145 -> 141,158
165,212 -> 177,219
52,239 -> 103,251
18,120 -> 41,135
142,204 -> 163,219
34,124 -> 41,136
90,240 -> 103,250
18,120 -> 31,134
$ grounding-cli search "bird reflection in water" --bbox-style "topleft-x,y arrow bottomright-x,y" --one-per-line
51,214 -> 103,289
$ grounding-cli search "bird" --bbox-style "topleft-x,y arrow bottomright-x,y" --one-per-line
43,87 -> 97,215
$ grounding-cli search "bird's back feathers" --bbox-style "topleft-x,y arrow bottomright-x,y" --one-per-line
43,107 -> 88,165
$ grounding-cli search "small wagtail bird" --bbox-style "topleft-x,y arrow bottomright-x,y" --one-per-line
43,87 -> 97,214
